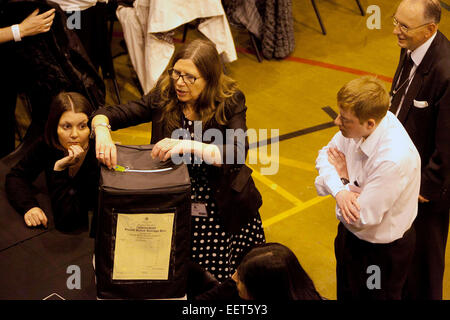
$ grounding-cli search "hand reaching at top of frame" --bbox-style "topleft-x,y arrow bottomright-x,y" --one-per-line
20,8 -> 56,38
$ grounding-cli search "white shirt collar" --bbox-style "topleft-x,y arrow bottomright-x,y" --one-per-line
409,31 -> 437,66
357,113 -> 391,157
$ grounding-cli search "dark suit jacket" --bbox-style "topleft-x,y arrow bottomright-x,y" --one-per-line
390,30 -> 450,203
92,89 -> 263,233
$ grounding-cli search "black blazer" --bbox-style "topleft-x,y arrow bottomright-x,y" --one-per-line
92,89 -> 263,233
389,30 -> 450,203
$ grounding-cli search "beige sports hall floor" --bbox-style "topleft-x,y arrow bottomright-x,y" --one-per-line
16,0 -> 450,299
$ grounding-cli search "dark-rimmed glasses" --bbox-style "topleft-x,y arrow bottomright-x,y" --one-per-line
392,16 -> 433,34
168,68 -> 200,85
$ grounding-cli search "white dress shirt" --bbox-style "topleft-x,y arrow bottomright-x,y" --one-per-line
315,112 -> 421,243
394,31 -> 437,117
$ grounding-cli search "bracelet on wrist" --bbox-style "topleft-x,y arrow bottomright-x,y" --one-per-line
11,24 -> 22,42
90,122 -> 111,139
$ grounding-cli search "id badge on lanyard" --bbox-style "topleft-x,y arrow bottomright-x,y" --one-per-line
191,202 -> 208,217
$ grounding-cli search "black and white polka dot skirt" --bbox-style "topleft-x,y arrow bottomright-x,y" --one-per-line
182,116 -> 265,281
191,212 -> 265,281
189,164 -> 265,281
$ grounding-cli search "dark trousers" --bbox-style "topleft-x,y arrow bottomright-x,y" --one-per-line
403,201 -> 450,300
335,222 -> 416,300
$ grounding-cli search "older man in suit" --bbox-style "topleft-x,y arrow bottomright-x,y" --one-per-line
390,0 -> 450,299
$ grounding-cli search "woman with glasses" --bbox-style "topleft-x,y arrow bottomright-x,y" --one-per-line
91,39 -> 265,281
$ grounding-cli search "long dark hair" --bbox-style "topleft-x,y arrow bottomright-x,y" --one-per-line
237,243 -> 322,300
44,92 -> 94,149
153,39 -> 238,133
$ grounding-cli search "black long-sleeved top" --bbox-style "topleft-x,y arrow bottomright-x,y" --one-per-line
5,138 -> 99,233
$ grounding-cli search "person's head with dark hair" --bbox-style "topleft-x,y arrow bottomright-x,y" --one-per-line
45,92 -> 94,151
231,243 -> 322,300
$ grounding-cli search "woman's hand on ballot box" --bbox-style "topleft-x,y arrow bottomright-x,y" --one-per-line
92,115 -> 117,170
152,138 -> 222,166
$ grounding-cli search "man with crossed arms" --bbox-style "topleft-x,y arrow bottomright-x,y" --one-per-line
315,76 -> 421,299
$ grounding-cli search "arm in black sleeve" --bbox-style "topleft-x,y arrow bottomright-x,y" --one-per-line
218,90 -> 249,173
5,140 -> 49,215
45,147 -> 98,231
91,90 -> 158,130
46,169 -> 88,231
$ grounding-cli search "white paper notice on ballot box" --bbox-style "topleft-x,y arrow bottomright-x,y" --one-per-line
112,213 -> 175,280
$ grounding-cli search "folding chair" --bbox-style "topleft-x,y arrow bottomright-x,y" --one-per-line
311,0 -> 365,35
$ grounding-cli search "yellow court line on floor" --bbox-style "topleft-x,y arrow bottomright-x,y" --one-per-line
277,156 -> 316,172
262,195 -> 332,228
271,155 -> 316,172
248,149 -> 316,173
249,165 -> 303,206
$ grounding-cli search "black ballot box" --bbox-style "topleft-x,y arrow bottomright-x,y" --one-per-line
95,144 -> 191,299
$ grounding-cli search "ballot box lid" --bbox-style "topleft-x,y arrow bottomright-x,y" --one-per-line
100,144 -> 190,192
